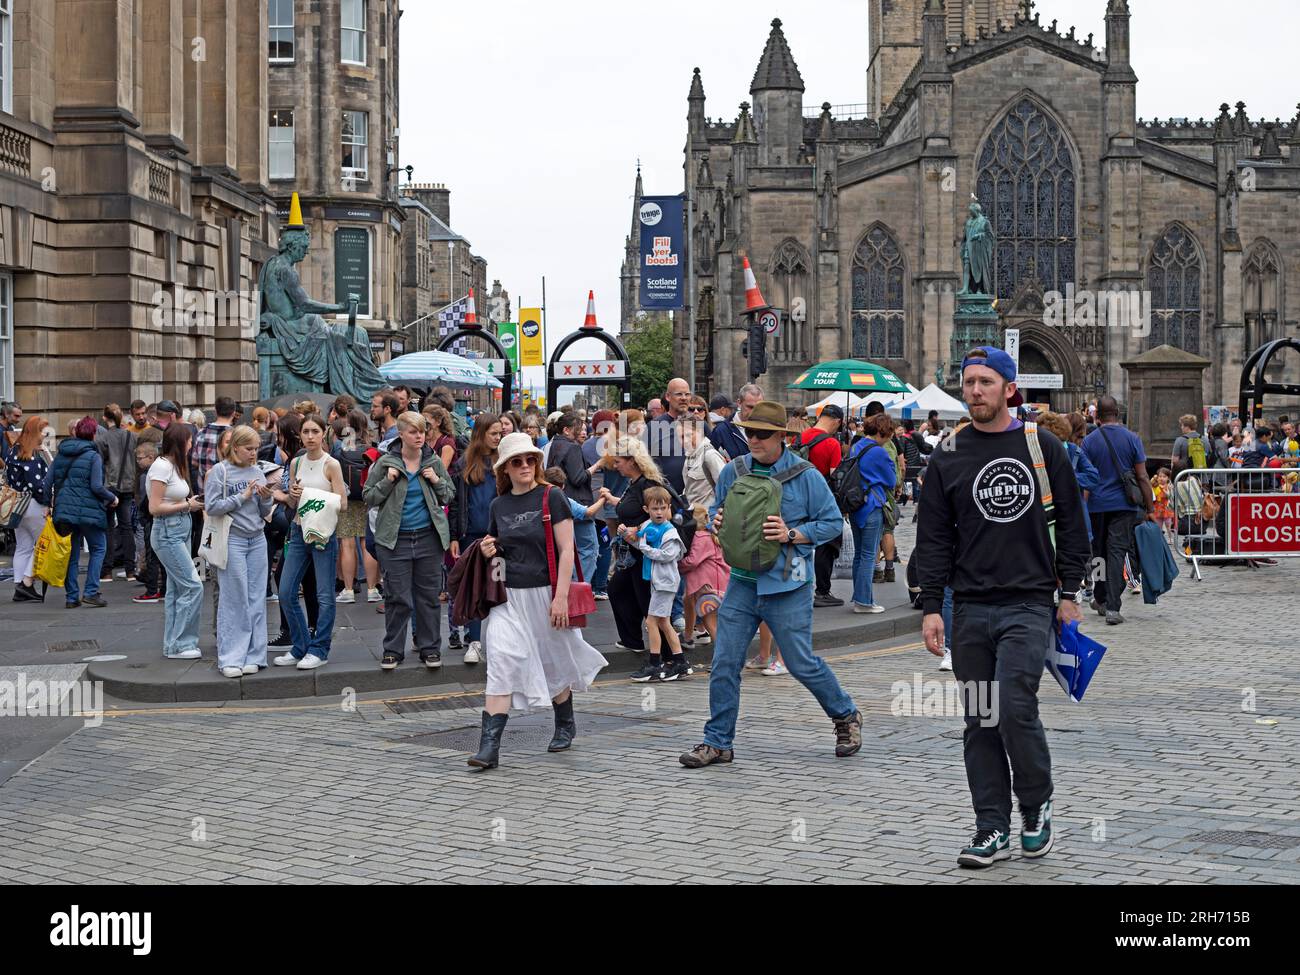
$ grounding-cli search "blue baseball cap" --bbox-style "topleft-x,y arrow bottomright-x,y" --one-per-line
960,347 -> 1023,407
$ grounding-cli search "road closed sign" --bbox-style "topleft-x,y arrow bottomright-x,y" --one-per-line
1229,494 -> 1300,554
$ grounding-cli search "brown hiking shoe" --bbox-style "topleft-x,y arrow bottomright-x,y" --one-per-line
883,564 -> 896,583
679,743 -> 734,768
833,710 -> 863,757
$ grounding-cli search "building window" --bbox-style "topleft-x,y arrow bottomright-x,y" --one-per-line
851,225 -> 906,360
268,110 -> 294,180
1244,240 -> 1281,354
769,239 -> 809,363
975,97 -> 1077,300
268,0 -> 294,62
341,0 -> 366,65
1,0 -> 11,115
341,111 -> 368,185
1146,225 -> 1202,353
0,273 -> 12,401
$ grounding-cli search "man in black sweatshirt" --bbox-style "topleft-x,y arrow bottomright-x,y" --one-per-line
915,347 -> 1091,870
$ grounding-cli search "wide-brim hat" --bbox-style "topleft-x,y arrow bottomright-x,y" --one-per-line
735,400 -> 789,433
493,431 -> 543,471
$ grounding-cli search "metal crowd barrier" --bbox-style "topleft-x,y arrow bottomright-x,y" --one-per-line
1170,466 -> 1300,580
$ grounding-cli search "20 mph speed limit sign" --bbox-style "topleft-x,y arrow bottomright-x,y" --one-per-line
759,310 -> 780,336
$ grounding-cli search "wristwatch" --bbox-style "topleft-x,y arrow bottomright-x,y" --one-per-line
786,527 -> 798,543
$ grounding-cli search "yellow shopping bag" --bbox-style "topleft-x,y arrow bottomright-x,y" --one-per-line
33,515 -> 72,588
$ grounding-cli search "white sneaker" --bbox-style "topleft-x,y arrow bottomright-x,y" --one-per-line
296,653 -> 326,670
367,588 -> 382,603
336,589 -> 355,604
463,641 -> 482,664
114,569 -> 127,579
272,652 -> 299,667
593,592 -> 609,601
221,666 -> 244,679
939,650 -> 953,672
266,592 -> 279,602
744,657 -> 768,671
166,648 -> 202,660
853,603 -> 885,614
761,661 -> 789,676
241,664 -> 260,676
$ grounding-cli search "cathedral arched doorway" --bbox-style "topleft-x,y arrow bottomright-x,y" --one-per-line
1016,341 -> 1058,409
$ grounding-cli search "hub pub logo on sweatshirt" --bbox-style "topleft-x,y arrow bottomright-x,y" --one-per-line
971,458 -> 1035,522
50,905 -> 151,955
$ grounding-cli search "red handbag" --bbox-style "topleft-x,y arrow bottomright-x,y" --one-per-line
542,486 -> 596,627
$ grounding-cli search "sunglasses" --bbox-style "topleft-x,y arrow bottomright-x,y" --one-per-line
508,456 -> 534,468
745,428 -> 781,441
687,406 -> 706,414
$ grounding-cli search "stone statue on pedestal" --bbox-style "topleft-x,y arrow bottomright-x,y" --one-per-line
257,194 -> 386,401
959,200 -> 995,296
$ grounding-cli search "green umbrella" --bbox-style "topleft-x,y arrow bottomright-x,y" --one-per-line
788,359 -> 910,394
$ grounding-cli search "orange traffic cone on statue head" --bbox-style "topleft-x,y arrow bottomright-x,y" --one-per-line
583,290 -> 600,329
465,287 -> 478,327
742,256 -> 771,315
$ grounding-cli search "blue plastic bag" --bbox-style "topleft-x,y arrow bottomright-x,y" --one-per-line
1045,620 -> 1107,703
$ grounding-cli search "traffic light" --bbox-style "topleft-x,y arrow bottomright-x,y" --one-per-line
747,320 -> 767,381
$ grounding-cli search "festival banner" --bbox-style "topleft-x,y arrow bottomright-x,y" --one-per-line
519,308 -> 544,367
638,195 -> 685,310
497,321 -> 520,369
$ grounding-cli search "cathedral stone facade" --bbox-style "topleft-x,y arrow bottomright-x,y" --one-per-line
679,1 -> 1297,413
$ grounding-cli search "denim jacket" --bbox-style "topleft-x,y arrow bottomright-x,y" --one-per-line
708,445 -> 843,596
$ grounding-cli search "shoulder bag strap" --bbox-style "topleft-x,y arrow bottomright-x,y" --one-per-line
542,485 -> 558,593
1097,424 -> 1127,477
1023,422 -> 1056,554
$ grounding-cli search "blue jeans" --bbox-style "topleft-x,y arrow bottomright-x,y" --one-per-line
65,526 -> 107,602
849,507 -> 884,607
216,532 -> 268,670
151,513 -> 203,655
704,579 -> 857,751
593,526 -> 612,595
942,586 -> 954,650
279,524 -> 338,660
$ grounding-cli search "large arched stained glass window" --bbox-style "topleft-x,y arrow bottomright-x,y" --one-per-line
851,226 -> 905,360
1146,225 -> 1202,353
770,239 -> 810,362
975,97 -> 1077,300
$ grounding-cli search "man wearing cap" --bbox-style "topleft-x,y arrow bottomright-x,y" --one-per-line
915,347 -> 1091,869
709,383 -> 762,461
801,404 -> 846,608
707,394 -> 734,427
680,400 -> 863,768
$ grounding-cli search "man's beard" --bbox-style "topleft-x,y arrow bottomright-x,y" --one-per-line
968,400 -> 1001,422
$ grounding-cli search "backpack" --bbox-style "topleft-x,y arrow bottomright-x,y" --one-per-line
717,455 -> 815,577
337,446 -> 378,501
793,431 -> 834,464
830,440 -> 878,515
1186,435 -> 1208,471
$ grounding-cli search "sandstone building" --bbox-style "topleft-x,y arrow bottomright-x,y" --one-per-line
677,1 -> 1297,413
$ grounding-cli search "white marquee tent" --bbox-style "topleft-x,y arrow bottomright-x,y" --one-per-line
885,383 -> 968,420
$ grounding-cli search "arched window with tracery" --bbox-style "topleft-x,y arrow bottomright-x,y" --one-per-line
1244,240 -> 1281,353
1146,224 -> 1202,353
975,97 -> 1077,300
851,225 -> 905,360
770,239 -> 810,362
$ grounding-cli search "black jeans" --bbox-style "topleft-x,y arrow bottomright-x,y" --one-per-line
104,495 -> 135,573
1090,509 -> 1137,612
814,538 -> 840,595
952,600 -> 1054,834
609,551 -> 651,650
376,529 -> 443,661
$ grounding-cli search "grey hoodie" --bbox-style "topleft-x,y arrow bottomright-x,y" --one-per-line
204,461 -> 274,537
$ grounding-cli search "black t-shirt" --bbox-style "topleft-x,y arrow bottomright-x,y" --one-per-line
488,485 -> 572,589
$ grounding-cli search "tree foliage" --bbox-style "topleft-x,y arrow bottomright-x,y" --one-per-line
622,315 -> 675,409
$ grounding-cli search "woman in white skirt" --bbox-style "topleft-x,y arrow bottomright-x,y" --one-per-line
473,432 -> 607,769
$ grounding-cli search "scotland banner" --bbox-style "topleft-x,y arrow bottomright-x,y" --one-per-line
638,195 -> 685,310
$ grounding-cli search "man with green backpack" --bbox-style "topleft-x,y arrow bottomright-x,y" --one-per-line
679,400 -> 863,769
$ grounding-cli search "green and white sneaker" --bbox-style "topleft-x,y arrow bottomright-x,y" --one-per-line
956,827 -> 1011,869
1020,799 -> 1054,858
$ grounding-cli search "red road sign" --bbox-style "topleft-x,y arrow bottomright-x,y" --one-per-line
1228,493 -> 1300,554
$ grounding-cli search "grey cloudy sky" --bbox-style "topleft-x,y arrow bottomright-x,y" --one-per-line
399,0 -> 1297,400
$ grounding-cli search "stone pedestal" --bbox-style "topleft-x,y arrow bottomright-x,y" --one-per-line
947,291 -> 1000,387
1121,344 -> 1211,457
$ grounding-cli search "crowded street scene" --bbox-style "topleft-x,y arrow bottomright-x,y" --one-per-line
0,0 -> 1294,934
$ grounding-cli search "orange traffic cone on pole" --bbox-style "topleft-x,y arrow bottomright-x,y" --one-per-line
742,257 -> 771,315
583,290 -> 600,329
465,287 -> 478,326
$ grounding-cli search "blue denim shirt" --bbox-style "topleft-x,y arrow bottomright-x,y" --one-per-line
708,445 -> 844,596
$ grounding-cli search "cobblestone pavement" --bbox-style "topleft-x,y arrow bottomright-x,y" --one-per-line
1,521 -> 1298,884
